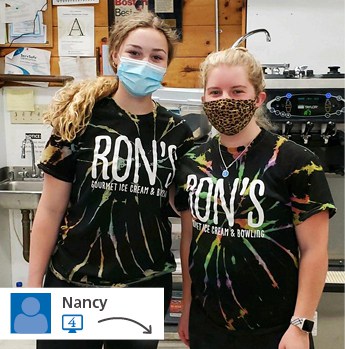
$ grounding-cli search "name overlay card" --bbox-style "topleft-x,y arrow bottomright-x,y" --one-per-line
0,288 -> 164,340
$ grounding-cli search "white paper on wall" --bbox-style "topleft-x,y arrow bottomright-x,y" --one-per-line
57,6 -> 94,57
53,0 -> 99,4
4,47 -> 51,86
59,56 -> 97,80
5,88 -> 35,111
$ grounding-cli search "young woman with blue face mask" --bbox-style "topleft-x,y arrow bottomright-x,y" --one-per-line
175,47 -> 335,349
28,12 -> 193,349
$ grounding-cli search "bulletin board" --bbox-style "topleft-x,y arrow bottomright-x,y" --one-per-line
108,0 -> 183,39
0,2 -> 53,48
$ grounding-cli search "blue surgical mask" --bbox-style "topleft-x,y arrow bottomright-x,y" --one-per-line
117,56 -> 166,97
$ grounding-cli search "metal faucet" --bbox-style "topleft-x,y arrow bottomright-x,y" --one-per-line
322,121 -> 336,145
21,135 -> 38,178
231,28 -> 271,48
301,121 -> 314,145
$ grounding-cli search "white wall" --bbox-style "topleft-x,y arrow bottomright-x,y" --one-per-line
0,90 -> 7,168
246,0 -> 345,74
2,87 -> 58,167
0,208 -> 12,286
0,86 -> 58,286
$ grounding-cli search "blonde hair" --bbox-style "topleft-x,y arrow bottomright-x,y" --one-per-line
200,47 -> 274,130
44,77 -> 118,142
108,11 -> 177,72
44,12 -> 178,142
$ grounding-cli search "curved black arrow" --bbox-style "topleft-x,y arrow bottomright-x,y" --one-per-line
98,317 -> 152,334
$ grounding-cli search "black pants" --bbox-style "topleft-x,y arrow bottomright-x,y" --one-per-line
189,299 -> 315,349
36,270 -> 172,349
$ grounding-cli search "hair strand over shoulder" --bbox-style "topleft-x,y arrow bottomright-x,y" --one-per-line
43,77 -> 118,142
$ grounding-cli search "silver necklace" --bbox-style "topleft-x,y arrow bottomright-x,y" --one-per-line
218,142 -> 250,178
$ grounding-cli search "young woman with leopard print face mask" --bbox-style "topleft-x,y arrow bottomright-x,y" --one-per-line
201,48 -> 266,138
175,47 -> 335,349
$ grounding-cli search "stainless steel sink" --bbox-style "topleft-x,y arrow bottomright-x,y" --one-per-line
0,181 -> 43,192
0,179 -> 43,210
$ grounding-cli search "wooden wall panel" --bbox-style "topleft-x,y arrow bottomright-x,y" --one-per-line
219,25 -> 243,50
164,57 -> 203,88
183,0 -> 215,25
0,0 -> 245,88
175,25 -> 241,57
219,0 -> 243,25
183,0 -> 243,26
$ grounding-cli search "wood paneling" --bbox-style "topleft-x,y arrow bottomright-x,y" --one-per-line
0,1 -> 245,87
164,57 -> 204,88
174,25 -> 242,57
183,0 -> 243,26
219,0 -> 244,26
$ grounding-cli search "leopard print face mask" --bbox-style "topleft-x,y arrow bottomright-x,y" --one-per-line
203,98 -> 257,135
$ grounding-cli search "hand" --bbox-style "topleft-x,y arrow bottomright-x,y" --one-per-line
178,308 -> 190,347
279,324 -> 311,349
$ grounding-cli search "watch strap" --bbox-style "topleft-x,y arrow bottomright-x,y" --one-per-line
291,316 -> 314,333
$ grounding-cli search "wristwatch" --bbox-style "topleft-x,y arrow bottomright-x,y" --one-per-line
290,316 -> 314,333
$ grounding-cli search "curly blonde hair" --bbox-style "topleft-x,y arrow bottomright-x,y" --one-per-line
200,47 -> 274,130
45,77 -> 118,142
45,11 -> 178,142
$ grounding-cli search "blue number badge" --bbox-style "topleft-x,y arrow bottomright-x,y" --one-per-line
11,293 -> 51,334
62,314 -> 84,333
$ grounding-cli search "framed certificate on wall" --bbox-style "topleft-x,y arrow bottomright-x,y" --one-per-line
108,0 -> 182,39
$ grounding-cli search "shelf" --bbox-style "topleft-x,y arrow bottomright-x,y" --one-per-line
0,74 -> 74,87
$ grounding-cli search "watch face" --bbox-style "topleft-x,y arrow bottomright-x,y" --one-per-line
302,319 -> 314,333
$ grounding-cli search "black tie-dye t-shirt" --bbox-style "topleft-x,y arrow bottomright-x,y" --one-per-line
175,129 -> 335,332
38,97 -> 193,287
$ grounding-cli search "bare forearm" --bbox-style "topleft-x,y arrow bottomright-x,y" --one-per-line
27,207 -> 63,287
293,248 -> 328,318
293,211 -> 329,319
27,174 -> 71,287
180,210 -> 193,309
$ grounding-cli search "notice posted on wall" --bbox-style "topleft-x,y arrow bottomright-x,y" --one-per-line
154,0 -> 174,13
53,0 -> 99,4
111,0 -> 149,24
57,6 -> 94,57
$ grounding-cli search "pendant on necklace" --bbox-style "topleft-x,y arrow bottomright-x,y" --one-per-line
222,169 -> 229,178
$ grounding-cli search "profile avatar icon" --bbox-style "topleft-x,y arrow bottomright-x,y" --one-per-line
11,293 -> 51,334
